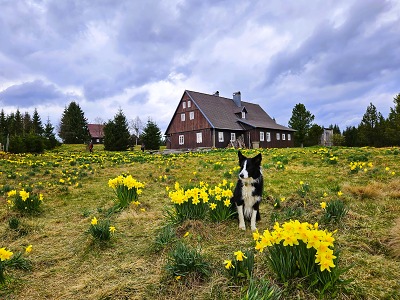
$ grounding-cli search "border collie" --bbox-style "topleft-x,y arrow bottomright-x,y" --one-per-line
231,151 -> 263,231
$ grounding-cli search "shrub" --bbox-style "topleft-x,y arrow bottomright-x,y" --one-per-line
165,242 -> 211,280
108,174 -> 144,209
6,189 -> 43,215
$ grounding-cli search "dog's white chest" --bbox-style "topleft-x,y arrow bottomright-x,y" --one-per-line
242,182 -> 256,218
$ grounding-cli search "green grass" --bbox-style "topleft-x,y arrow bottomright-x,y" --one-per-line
0,145 -> 399,299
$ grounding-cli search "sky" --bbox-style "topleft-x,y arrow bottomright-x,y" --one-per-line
1,0 -> 400,136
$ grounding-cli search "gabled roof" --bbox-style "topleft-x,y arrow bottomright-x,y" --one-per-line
185,90 -> 295,131
88,124 -> 104,138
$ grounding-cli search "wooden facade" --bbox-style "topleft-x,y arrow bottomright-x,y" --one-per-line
165,90 -> 295,149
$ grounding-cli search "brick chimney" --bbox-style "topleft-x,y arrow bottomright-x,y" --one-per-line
233,91 -> 241,107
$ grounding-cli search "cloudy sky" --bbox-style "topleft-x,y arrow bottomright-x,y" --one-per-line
1,0 -> 400,135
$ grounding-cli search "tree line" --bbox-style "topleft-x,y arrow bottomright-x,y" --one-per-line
58,102 -> 163,152
288,93 -> 400,147
0,108 -> 59,153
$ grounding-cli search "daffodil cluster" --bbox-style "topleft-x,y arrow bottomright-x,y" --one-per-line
6,189 -> 44,214
0,247 -> 13,283
108,174 -> 144,209
253,220 -> 337,273
88,217 -> 115,242
223,249 -> 254,283
349,161 -> 373,173
168,180 -> 234,222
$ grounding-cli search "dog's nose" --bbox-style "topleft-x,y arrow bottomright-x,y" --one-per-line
239,173 -> 244,178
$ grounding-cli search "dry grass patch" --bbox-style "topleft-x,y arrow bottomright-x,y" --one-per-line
388,217 -> 400,258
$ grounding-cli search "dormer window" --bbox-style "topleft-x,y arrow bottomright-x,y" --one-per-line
188,100 -> 191,108
182,102 -> 186,109
241,111 -> 246,119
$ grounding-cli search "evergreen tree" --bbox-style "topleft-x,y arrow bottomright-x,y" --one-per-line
14,109 -> 23,136
0,110 -> 6,145
44,117 -> 59,149
288,103 -> 315,147
343,126 -> 357,147
32,108 -> 44,136
386,93 -> 400,146
141,119 -> 162,150
103,109 -> 130,151
358,103 -> 380,146
58,101 -> 90,144
23,112 -> 32,135
305,124 -> 323,146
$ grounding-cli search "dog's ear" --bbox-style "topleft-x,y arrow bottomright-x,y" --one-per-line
253,153 -> 262,165
238,150 -> 246,163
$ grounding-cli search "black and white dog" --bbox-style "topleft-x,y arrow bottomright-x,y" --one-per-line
231,151 -> 263,231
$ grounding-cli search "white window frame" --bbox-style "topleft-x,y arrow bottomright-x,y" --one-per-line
282,133 -> 286,140
260,131 -> 265,142
179,135 -> 184,145
230,133 -> 236,142
218,132 -> 224,142
189,111 -> 194,120
196,132 -> 202,144
182,102 -> 186,109
276,133 -> 280,141
181,113 -> 185,121
266,132 -> 271,142
288,133 -> 291,141
241,111 -> 246,119
187,100 -> 191,108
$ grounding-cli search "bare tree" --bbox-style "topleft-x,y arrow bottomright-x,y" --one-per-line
130,116 -> 142,145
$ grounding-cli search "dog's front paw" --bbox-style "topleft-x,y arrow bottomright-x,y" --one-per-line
239,223 -> 246,231
251,226 -> 257,232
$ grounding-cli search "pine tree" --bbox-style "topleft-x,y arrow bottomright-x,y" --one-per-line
288,103 -> 315,147
23,112 -> 32,135
386,93 -> 400,146
141,119 -> 162,150
343,126 -> 359,147
103,109 -> 130,151
14,109 -> 23,136
58,101 -> 90,144
32,108 -> 44,136
44,117 -> 59,149
358,103 -> 380,146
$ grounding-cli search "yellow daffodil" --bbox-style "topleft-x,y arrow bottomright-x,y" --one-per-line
320,202 -> 327,209
183,231 -> 190,238
0,247 -> 13,261
109,226 -> 116,233
209,203 -> 217,210
234,250 -> 247,261
25,245 -> 33,253
224,259 -> 235,269
91,217 -> 98,225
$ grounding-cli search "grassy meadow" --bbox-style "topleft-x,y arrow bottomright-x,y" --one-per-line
0,144 -> 399,299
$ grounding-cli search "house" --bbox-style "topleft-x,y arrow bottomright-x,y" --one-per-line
165,90 -> 295,149
88,124 -> 105,144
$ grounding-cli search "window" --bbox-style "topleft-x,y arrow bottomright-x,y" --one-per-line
288,134 -> 291,141
230,133 -> 236,141
241,111 -> 246,119
181,113 -> 185,121
266,132 -> 271,142
188,100 -> 191,108
260,132 -> 265,142
276,133 -> 280,140
282,133 -> 286,140
189,111 -> 194,120
182,102 -> 186,109
196,132 -> 202,144
96,139 -> 100,143
218,132 -> 224,142
179,135 -> 184,145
